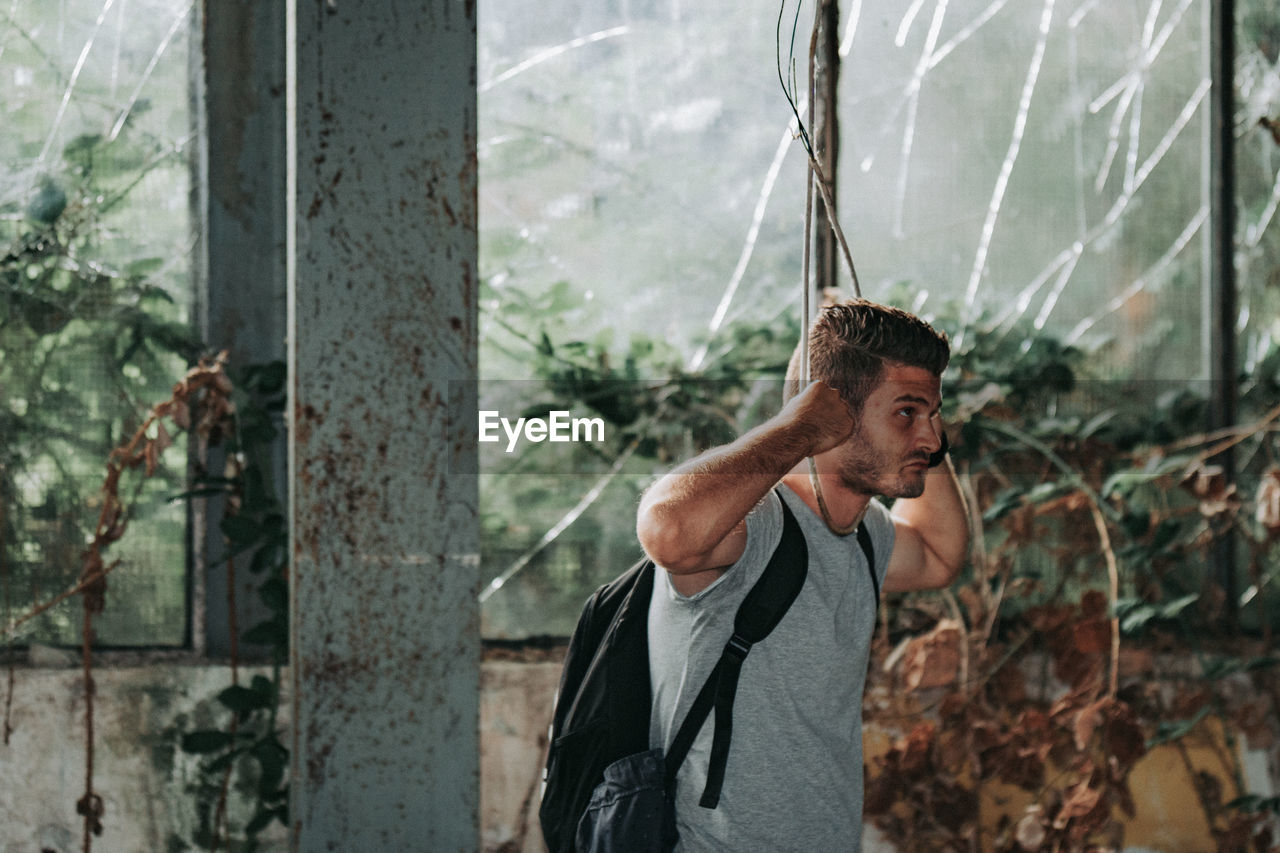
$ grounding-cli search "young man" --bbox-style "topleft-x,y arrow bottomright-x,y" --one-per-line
636,299 -> 970,851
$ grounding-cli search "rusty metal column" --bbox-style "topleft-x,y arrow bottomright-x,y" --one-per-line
287,2 -> 478,850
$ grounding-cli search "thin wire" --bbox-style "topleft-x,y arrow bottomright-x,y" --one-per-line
801,16 -> 815,387
777,1 -> 814,158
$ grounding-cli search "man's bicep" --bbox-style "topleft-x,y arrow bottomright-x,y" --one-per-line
640,514 -> 747,573
882,517 -> 952,593
655,519 -> 748,576
656,521 -> 747,597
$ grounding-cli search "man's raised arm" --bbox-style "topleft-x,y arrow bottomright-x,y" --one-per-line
636,382 -> 853,574
883,453 -> 970,593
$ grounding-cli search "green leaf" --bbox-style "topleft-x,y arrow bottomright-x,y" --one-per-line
545,279 -> 575,312
1118,603 -> 1158,635
1102,470 -> 1155,499
1102,454 -> 1195,498
1157,593 -> 1199,620
245,807 -> 276,835
1201,656 -> 1278,681
1149,705 -> 1211,747
1023,481 -> 1068,504
1115,594 -> 1199,634
253,737 -> 289,797
26,178 -> 67,224
126,258 -> 166,278
982,487 -> 1026,522
253,360 -> 287,395
250,538 -> 285,575
221,514 -> 263,545
181,730 -> 235,754
258,576 -> 288,613
217,683 -> 271,713
243,616 -> 288,649
1078,410 -> 1116,439
168,486 -> 232,502
238,466 -> 273,514
138,284 -> 175,303
205,748 -> 244,774
62,133 -> 102,160
1119,509 -> 1151,539
1227,794 -> 1280,814
537,330 -> 554,357
18,294 -> 70,335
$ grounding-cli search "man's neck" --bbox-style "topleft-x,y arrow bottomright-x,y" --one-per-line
781,462 -> 872,533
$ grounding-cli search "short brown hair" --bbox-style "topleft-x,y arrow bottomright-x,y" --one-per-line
784,299 -> 950,413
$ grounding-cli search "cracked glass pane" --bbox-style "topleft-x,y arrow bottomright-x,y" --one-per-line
1,0 -> 195,646
838,0 -> 1210,380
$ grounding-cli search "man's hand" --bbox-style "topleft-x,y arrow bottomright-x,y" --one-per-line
780,381 -> 857,457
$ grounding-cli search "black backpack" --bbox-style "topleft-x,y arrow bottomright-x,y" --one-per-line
538,493 -> 877,853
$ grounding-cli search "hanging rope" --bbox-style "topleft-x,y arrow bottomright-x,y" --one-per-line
777,0 -> 864,301
779,0 -> 869,536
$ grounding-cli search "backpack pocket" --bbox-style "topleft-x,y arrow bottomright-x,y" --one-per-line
574,748 -> 677,853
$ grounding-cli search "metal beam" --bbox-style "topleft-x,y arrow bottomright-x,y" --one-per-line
1207,0 -> 1238,630
288,2 -> 479,849
812,0 -> 841,294
199,0 -> 289,658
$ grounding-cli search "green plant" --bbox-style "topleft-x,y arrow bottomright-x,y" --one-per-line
2,129 -> 197,646
176,360 -> 290,851
859,296 -> 1280,851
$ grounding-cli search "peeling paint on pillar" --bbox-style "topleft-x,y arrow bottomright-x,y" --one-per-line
288,2 -> 478,851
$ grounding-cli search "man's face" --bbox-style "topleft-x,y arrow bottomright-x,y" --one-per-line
834,363 -> 943,499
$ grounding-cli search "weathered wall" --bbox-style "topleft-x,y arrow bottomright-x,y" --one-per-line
0,663 -> 286,852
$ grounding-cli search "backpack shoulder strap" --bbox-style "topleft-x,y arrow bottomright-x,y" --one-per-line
856,521 -> 879,608
663,489 -> 807,808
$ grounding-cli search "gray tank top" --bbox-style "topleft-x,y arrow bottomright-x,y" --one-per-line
647,485 -> 894,852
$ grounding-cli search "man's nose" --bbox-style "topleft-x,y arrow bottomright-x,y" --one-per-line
918,418 -> 942,453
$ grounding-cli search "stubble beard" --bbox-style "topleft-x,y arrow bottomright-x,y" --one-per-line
835,431 -> 929,500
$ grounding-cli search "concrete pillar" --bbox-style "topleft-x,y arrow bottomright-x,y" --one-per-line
287,2 -> 478,850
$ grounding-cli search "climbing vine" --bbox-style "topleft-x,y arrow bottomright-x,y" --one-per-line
2,353 -> 288,852
175,359 -> 290,852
